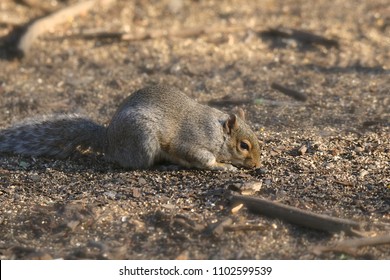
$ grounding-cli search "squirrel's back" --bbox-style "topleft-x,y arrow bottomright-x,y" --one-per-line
112,85 -> 223,121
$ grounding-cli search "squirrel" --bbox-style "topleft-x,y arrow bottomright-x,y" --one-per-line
0,85 -> 261,171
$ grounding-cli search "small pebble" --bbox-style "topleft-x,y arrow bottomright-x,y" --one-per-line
359,169 -> 369,178
298,145 -> 307,155
355,146 -> 364,153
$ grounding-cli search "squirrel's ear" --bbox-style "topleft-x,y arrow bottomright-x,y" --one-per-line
237,108 -> 246,121
224,114 -> 238,134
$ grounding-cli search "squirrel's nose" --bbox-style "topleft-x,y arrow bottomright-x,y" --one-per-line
246,159 -> 261,169
253,160 -> 261,169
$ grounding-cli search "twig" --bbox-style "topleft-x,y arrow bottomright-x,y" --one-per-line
231,194 -> 360,235
260,28 -> 339,48
171,215 -> 205,232
225,224 -> 267,232
56,24 -> 263,42
208,98 -> 254,106
204,217 -> 233,237
362,119 -> 389,128
208,97 -> 303,107
271,82 -> 308,102
120,25 -> 254,41
335,234 -> 390,247
334,180 -> 355,187
313,234 -> 390,256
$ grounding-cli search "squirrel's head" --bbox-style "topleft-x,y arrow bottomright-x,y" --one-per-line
222,110 -> 261,169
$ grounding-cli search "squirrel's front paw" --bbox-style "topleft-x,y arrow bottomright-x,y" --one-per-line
223,164 -> 238,172
209,162 -> 238,172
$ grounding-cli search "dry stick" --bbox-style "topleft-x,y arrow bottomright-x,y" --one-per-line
207,98 -> 254,106
207,97 -> 303,107
260,28 -> 339,48
17,0 -> 116,55
271,82 -> 308,102
332,234 -> 390,248
225,224 -> 267,232
61,24 -> 340,49
64,25 -> 261,42
205,217 -> 234,237
334,180 -> 355,187
313,234 -> 390,255
231,194 -> 360,235
122,25 -> 253,41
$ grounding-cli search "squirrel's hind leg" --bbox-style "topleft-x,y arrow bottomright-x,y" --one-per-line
105,129 -> 160,169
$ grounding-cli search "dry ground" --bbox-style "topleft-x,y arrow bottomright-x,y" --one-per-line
0,0 -> 389,259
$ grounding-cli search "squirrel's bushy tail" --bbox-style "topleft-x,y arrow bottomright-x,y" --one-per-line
0,114 -> 106,159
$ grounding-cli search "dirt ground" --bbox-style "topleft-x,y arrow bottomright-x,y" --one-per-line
0,0 -> 389,259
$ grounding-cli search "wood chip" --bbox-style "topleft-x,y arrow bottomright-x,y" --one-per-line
175,250 -> 189,260
298,145 -> 308,155
161,203 -> 175,210
66,220 -> 80,231
241,181 -> 263,195
132,188 -> 142,198
231,203 -> 244,214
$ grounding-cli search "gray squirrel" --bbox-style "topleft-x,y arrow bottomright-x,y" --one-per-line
0,85 -> 261,171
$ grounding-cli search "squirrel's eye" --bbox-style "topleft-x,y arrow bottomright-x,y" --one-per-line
240,141 -> 250,151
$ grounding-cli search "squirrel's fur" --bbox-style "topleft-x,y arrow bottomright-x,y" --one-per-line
0,85 -> 261,170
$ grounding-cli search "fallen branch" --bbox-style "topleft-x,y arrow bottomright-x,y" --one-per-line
230,194 -> 360,235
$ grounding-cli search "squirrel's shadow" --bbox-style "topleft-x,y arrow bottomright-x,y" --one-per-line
0,153 -> 220,174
